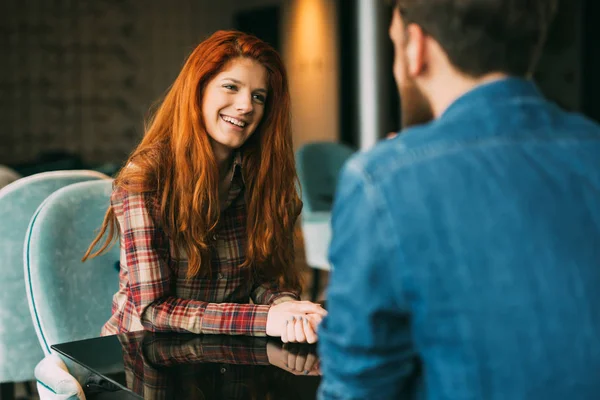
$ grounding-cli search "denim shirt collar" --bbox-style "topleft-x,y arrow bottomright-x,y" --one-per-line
440,77 -> 544,122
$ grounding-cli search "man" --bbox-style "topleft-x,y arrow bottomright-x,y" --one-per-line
318,1 -> 600,399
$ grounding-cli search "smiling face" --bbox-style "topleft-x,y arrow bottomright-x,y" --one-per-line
201,57 -> 268,161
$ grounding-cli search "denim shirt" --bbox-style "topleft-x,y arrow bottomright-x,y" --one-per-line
318,78 -> 600,400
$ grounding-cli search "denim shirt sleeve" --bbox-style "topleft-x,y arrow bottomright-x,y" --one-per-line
317,159 -> 418,400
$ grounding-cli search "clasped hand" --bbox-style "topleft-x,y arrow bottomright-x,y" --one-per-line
266,301 -> 327,344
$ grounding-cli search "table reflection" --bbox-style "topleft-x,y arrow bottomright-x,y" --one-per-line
117,331 -> 321,399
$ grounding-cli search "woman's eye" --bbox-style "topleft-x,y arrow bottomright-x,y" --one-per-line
223,84 -> 237,91
253,94 -> 266,103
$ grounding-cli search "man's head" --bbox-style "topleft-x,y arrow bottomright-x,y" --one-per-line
389,0 -> 558,127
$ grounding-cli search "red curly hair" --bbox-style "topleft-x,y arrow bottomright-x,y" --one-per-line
84,30 -> 302,291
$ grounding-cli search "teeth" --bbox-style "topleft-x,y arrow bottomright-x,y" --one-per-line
222,115 -> 246,127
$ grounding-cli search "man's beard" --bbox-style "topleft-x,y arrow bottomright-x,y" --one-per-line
399,69 -> 434,129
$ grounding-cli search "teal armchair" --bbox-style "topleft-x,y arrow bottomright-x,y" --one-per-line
0,165 -> 20,189
0,170 -> 108,398
24,179 -> 120,399
25,179 -> 118,352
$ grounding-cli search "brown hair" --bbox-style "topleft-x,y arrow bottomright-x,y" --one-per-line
392,0 -> 558,77
84,31 -> 301,291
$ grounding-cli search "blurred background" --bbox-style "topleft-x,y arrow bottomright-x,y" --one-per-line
1,0 -> 596,174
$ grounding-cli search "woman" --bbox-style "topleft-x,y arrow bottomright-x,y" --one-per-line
84,30 -> 325,344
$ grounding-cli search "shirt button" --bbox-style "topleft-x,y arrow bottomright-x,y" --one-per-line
217,273 -> 224,280
220,367 -> 227,374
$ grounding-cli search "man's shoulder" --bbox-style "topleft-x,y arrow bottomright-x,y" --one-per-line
344,123 -> 449,184
351,105 -> 600,184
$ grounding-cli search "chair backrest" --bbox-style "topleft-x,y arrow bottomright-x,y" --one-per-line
296,142 -> 355,213
0,170 -> 107,382
24,179 -> 119,355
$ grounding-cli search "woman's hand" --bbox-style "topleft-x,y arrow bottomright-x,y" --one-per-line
280,313 -> 323,344
266,301 -> 327,343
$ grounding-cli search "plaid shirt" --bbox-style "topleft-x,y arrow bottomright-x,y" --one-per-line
102,154 -> 299,337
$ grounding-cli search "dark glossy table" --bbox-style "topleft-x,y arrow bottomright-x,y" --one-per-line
52,331 -> 322,399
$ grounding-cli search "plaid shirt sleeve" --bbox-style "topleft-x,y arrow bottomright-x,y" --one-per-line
251,280 -> 300,305
115,188 -> 271,336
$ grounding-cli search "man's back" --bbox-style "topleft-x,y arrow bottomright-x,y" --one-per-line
318,78 -> 600,400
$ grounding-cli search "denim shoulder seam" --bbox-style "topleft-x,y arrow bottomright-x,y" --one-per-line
443,96 -> 546,123
368,135 -> 600,179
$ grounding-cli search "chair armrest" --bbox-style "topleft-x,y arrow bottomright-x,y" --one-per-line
300,212 -> 332,271
34,354 -> 85,400
300,211 -> 331,224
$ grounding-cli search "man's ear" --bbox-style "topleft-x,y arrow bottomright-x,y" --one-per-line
404,23 -> 427,77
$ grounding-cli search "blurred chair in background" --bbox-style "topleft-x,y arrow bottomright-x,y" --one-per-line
92,162 -> 120,178
0,165 -> 21,189
296,142 -> 355,301
24,180 -> 120,400
0,170 -> 108,400
10,152 -> 86,177
7,151 -> 121,179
